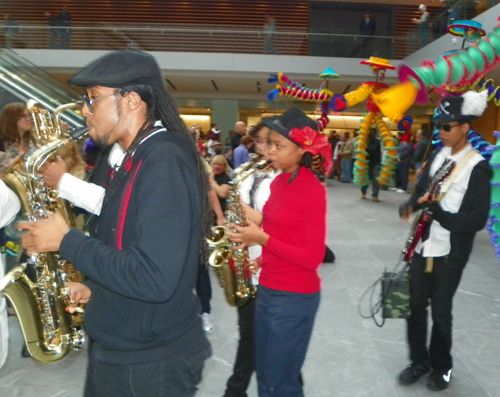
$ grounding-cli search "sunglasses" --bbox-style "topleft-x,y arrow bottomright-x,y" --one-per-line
436,123 -> 463,132
81,93 -> 120,113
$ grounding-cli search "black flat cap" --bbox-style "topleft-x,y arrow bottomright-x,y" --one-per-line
262,108 -> 318,144
70,50 -> 165,89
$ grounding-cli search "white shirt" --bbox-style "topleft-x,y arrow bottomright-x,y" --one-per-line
0,179 -> 20,227
416,143 -> 483,257
238,169 -> 281,285
0,179 -> 20,370
58,143 -> 125,215
333,141 -> 342,161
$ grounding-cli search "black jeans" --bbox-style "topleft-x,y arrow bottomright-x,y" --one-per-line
407,254 -> 463,371
84,341 -> 211,397
196,264 -> 212,314
361,164 -> 381,198
224,298 -> 256,397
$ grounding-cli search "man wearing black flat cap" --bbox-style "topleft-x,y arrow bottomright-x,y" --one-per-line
398,90 -> 491,391
18,50 -> 212,396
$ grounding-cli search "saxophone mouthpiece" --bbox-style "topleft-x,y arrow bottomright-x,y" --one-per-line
67,126 -> 90,141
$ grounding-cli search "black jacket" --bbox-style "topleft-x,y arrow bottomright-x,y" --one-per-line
402,150 -> 491,268
60,131 -> 208,363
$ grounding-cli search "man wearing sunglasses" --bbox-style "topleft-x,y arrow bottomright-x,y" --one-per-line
17,50 -> 212,396
398,90 -> 491,391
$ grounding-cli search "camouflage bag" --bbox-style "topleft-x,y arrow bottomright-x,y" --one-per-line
381,266 -> 410,319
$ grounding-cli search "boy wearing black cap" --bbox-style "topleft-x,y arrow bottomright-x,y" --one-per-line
398,90 -> 491,391
18,50 -> 212,396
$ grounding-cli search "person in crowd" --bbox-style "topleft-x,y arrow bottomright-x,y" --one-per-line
360,128 -> 382,202
17,50 -> 212,396
233,135 -> 254,169
0,103 -> 36,162
58,6 -> 71,49
339,132 -> 354,183
263,13 -> 280,55
327,130 -> 339,179
413,129 -> 430,178
228,108 -> 331,396
231,121 -> 247,151
44,11 -> 59,49
0,179 -> 21,369
207,123 -> 221,158
196,154 -> 232,335
224,146 -> 234,170
398,90 -> 491,391
396,133 -> 413,193
441,0 -> 463,26
359,11 -> 376,57
223,121 -> 279,397
333,133 -> 343,180
210,154 -> 231,213
3,14 -> 20,49
413,4 -> 429,48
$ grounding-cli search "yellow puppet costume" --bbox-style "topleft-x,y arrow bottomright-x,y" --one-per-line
331,57 -> 412,187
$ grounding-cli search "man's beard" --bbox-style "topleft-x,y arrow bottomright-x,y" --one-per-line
94,131 -> 112,149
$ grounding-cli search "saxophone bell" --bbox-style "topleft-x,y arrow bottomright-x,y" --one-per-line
209,246 -> 232,268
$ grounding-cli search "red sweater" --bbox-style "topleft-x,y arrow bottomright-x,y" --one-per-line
260,167 -> 327,293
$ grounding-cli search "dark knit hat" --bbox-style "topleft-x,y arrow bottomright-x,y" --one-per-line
262,108 -> 318,145
433,90 -> 488,124
69,50 -> 165,89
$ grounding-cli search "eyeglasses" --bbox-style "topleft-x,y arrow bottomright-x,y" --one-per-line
82,93 -> 119,113
254,138 -> 268,144
19,114 -> 30,120
436,123 -> 463,132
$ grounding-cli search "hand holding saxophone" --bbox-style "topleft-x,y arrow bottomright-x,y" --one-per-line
229,219 -> 269,249
40,157 -> 67,188
18,212 -> 71,254
65,282 -> 91,313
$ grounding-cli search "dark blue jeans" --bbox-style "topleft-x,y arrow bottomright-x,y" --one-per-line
341,160 -> 352,182
398,162 -> 411,191
407,254 -> 463,372
84,341 -> 211,397
255,285 -> 320,397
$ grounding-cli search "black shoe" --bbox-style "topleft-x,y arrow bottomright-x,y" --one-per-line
21,344 -> 31,358
399,362 -> 432,384
427,369 -> 452,391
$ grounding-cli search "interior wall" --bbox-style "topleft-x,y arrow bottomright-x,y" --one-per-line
472,101 -> 498,144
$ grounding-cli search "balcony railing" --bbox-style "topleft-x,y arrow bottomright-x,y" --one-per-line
0,0 -> 490,61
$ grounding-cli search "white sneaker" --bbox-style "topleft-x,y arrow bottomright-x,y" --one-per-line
201,312 -> 213,334
396,189 -> 406,193
388,187 -> 397,191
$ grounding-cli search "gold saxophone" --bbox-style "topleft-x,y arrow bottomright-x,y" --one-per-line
0,100 -> 89,363
207,160 -> 270,307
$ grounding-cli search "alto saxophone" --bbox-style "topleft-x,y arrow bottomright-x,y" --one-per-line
208,160 -> 270,307
0,100 -> 89,363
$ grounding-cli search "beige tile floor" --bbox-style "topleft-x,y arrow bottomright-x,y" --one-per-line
0,178 -> 499,397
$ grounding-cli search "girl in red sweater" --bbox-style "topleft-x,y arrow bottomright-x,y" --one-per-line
230,108 -> 332,397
